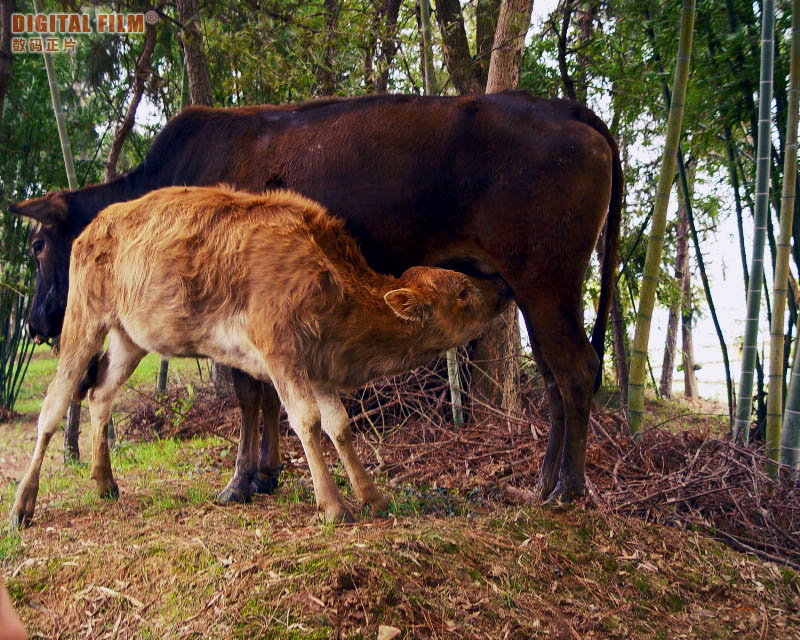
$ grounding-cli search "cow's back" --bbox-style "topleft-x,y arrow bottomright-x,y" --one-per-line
144,92 -> 613,280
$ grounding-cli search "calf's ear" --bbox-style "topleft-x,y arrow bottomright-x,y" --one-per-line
384,288 -> 431,324
8,193 -> 69,225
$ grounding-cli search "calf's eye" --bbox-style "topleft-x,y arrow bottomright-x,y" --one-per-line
32,240 -> 45,255
457,287 -> 469,300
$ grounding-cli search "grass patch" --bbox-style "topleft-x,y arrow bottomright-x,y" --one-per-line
1,396 -> 799,638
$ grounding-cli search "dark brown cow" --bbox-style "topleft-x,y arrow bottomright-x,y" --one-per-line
10,91 -> 621,509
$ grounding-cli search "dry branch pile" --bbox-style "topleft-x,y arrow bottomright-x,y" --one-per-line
118,356 -> 800,569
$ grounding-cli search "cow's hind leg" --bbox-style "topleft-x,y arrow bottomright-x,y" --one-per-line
314,390 -> 389,514
9,321 -> 107,528
252,381 -> 282,494
86,329 -> 146,500
528,337 -> 566,500
219,368 -> 263,503
523,296 -> 598,502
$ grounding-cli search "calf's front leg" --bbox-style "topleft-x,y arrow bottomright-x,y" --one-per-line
9,322 -> 106,528
86,329 -> 146,499
314,389 -> 389,514
272,372 -> 353,522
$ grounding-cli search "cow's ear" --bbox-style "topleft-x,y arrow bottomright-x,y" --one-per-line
8,193 -> 68,225
384,288 -> 431,324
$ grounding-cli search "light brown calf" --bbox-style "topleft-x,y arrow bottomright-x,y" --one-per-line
9,186 -> 508,526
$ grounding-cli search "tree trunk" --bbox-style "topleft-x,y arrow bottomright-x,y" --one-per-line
0,0 -> 13,127
157,357 -> 169,394
33,0 -> 84,460
627,0 -> 695,434
63,398 -> 80,463
314,0 -> 341,96
475,0 -> 501,87
375,0 -> 402,93
105,8 -> 160,180
611,288 -> 629,407
659,289 -> 680,399
734,0 -> 775,442
675,166 -> 699,400
484,0 -> 534,94
469,0 -> 533,413
575,2 -> 598,104
556,0 -> 577,101
435,0 -> 484,93
680,256 -> 699,399
177,0 -> 213,107
471,308 -> 521,412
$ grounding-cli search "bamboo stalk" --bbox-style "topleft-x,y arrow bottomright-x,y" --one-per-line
627,0 -> 696,434
419,0 -> 436,95
780,0 -> 800,473
734,0 -> 776,442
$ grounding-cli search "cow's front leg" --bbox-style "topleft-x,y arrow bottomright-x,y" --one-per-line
219,368 -> 262,503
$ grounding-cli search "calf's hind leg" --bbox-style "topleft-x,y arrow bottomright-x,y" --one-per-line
9,321 -> 107,528
86,329 -> 146,500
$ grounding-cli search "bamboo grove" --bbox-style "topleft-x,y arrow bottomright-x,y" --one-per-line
2,0 -> 800,469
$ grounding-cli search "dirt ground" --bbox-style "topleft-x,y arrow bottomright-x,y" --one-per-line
2,380 -> 799,639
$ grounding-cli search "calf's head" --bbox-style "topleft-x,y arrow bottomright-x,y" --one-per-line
385,267 -> 512,348
9,192 -> 77,341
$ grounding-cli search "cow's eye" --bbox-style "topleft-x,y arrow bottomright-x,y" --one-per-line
457,287 -> 469,300
31,239 -> 44,255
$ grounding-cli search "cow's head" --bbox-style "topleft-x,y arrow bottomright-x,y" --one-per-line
9,192 -> 80,341
386,266 -> 512,347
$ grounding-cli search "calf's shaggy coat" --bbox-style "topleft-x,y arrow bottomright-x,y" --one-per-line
10,186 -> 508,525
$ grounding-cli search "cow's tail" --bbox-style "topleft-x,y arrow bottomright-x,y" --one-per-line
586,115 -> 623,393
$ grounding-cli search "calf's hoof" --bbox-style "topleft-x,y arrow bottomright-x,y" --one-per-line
8,504 -> 33,530
8,484 -> 38,529
366,494 -> 391,515
322,503 -> 356,524
218,475 -> 253,504
250,468 -> 282,495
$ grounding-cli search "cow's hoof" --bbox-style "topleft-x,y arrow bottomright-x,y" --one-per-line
546,478 -> 585,504
218,477 -> 253,504
535,467 -> 559,502
99,482 -> 120,501
250,468 -> 282,495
